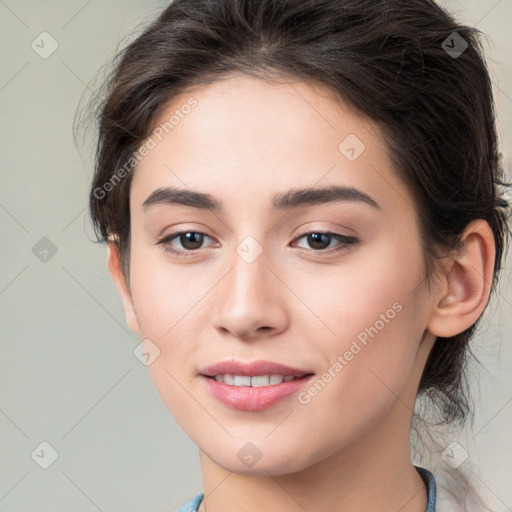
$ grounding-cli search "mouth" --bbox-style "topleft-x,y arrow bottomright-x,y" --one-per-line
204,374 -> 312,387
198,360 -> 315,411
199,359 -> 313,380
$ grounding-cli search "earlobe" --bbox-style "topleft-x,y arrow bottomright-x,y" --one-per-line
426,220 -> 495,338
107,241 -> 140,335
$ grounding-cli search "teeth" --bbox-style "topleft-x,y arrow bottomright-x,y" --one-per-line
269,375 -> 284,385
212,374 -> 298,387
234,375 -> 251,386
251,375 -> 271,387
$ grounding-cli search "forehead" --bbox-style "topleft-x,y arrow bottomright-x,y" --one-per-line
130,74 -> 413,219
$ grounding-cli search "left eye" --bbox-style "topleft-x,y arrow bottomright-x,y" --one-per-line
156,230 -> 358,256
292,231 -> 358,252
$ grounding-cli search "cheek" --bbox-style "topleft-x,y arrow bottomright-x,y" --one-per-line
290,237 -> 425,353
128,242 -> 203,340
127,241 -> 226,409
292,243 -> 426,414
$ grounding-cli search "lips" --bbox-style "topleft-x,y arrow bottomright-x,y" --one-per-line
198,359 -> 315,411
199,359 -> 313,378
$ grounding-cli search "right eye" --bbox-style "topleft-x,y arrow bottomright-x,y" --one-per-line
156,231 -> 216,256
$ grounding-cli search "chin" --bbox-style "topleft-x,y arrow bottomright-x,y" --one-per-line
204,441 -> 318,477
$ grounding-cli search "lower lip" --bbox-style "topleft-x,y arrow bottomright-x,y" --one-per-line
201,375 -> 315,411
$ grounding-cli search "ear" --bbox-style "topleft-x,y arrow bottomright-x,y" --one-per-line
426,219 -> 496,338
107,241 -> 140,335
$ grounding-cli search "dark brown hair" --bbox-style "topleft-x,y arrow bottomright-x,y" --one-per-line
84,0 -> 510,427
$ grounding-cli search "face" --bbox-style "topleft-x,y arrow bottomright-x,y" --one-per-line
118,74 -> 437,476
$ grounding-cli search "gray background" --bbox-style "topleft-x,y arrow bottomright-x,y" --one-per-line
0,0 -> 511,511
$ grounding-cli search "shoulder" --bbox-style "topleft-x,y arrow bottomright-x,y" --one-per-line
434,467 -> 495,512
174,493 -> 204,512
416,464 -> 499,511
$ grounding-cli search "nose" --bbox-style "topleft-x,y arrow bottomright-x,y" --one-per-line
212,243 -> 289,341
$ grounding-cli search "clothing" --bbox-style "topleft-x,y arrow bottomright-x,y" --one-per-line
418,466 -> 437,512
175,465 -> 436,512
176,492 -> 204,512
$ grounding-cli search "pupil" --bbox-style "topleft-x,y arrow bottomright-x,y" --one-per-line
182,232 -> 203,250
309,233 -> 330,249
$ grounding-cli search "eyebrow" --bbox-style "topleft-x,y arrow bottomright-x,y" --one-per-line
142,185 -> 380,212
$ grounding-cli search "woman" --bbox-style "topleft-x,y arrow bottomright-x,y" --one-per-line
86,0 -> 511,510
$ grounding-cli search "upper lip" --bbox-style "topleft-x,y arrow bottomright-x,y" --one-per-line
199,360 -> 314,378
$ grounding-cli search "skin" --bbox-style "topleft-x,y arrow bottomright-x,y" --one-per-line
107,74 -> 495,512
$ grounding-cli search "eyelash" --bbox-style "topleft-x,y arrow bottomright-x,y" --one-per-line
156,230 -> 358,258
